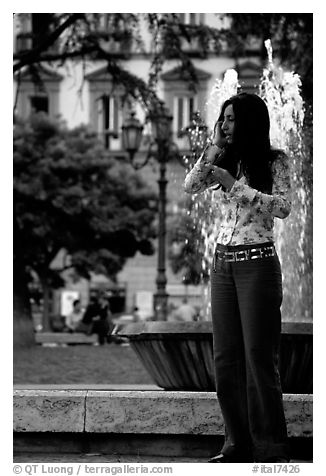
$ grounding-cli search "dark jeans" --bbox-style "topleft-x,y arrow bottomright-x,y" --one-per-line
211,242 -> 289,462
92,319 -> 113,345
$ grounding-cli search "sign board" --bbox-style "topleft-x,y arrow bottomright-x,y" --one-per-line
135,291 -> 153,320
60,290 -> 79,317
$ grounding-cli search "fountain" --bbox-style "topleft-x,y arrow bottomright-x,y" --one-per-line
118,41 -> 312,393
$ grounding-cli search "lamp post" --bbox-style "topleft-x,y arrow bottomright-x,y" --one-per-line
121,107 -> 208,320
147,105 -> 173,321
121,105 -> 173,320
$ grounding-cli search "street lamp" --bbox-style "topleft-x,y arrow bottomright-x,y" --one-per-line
121,106 -> 173,320
182,111 -> 208,159
146,103 -> 173,145
121,111 -> 144,162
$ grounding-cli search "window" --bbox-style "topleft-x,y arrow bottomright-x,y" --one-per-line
14,65 -> 62,121
31,14 -> 52,48
98,13 -> 110,31
30,95 -> 49,114
89,14 -> 132,55
175,14 -> 204,54
16,33 -> 31,52
161,65 -> 210,148
87,66 -> 125,150
15,13 -> 58,53
236,61 -> 262,95
189,13 -> 199,25
97,95 -> 120,149
174,96 -> 197,135
178,13 -> 202,25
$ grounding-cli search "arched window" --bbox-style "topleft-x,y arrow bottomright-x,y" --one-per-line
161,66 -> 211,150
86,66 -> 126,150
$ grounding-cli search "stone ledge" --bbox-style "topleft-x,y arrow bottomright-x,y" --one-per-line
35,332 -> 97,345
13,389 -> 312,438
14,390 -> 86,432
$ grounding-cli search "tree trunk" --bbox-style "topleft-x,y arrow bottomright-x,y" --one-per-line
40,279 -> 52,331
13,258 -> 34,347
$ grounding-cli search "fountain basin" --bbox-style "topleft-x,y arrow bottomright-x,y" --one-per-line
117,321 -> 312,393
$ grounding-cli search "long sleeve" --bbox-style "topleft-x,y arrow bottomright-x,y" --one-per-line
184,145 -> 221,194
227,151 -> 291,219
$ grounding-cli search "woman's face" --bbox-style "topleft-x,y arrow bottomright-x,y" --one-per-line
221,104 -> 235,143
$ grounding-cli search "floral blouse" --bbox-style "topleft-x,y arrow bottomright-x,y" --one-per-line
184,147 -> 292,246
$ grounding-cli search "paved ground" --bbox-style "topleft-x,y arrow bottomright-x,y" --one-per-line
14,384 -> 162,390
13,453 -> 312,463
13,453 -> 210,463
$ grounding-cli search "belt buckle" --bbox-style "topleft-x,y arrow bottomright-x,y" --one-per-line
261,246 -> 275,258
250,246 -> 275,259
215,250 -> 224,261
235,250 -> 249,262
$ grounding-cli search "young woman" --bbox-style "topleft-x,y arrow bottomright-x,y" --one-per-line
184,93 -> 291,463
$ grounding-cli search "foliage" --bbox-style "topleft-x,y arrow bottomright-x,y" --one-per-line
14,112 -> 158,288
167,198 -> 209,285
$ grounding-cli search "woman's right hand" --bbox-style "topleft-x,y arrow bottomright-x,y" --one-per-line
212,121 -> 227,149
202,122 -> 226,165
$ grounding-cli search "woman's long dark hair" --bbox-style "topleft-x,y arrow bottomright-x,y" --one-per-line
215,92 -> 275,193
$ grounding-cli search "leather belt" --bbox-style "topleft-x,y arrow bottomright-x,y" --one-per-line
214,245 -> 275,263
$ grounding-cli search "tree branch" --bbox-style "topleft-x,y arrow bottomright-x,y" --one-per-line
13,13 -> 85,73
14,46 -> 95,71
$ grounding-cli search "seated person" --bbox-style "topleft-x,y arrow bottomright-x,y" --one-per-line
64,299 -> 83,332
80,294 -> 114,345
